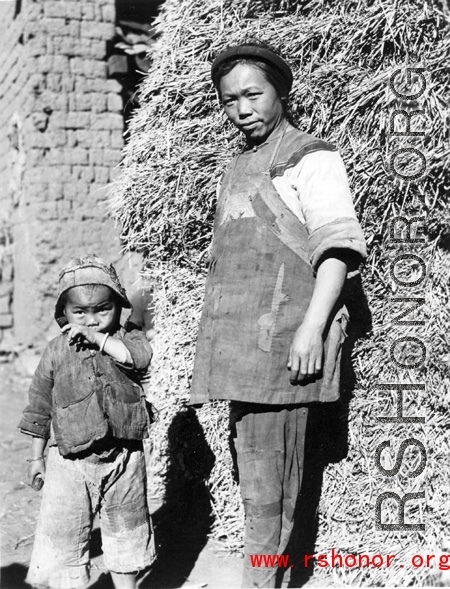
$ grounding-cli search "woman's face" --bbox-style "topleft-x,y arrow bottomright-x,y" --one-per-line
219,63 -> 285,145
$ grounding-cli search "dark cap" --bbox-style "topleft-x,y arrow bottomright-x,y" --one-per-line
211,44 -> 293,91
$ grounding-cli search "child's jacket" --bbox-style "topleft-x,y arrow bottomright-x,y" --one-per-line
19,327 -> 152,456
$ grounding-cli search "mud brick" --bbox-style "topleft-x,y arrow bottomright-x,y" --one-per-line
89,184 -> 109,202
28,149 -> 45,167
92,131 -> 110,146
65,112 -> 90,129
28,39 -> 47,57
39,92 -> 68,111
88,41 -> 107,60
45,2 -> 81,19
107,93 -> 123,113
44,19 -> 68,36
48,183 -> 64,201
91,93 -> 107,113
46,149 -> 67,165
105,79 -> 122,93
84,60 -> 107,78
63,183 -> 77,200
109,167 -> 122,182
75,92 -> 92,111
35,201 -> 59,221
68,21 -> 80,38
0,315 -> 13,329
24,182 -> 49,202
80,21 -> 114,40
45,74 -> 62,92
0,296 -> 12,315
61,75 -> 75,92
90,113 -> 123,131
103,148 -> 121,166
67,130 -> 78,147
65,148 -> 88,165
94,167 -> 109,184
64,2 -> 82,20
27,166 -> 71,183
49,132 -> 68,149
0,281 -> 13,297
73,166 -> 95,183
57,200 -> 72,218
0,259 -> 13,283
109,131 -> 124,149
57,36 -> 81,56
53,55 -> 69,73
35,55 -> 54,73
80,3 -> 96,20
44,2 -> 64,18
74,130 -> 91,145
101,4 -> 116,23
89,148 -> 104,165
69,57 -> 87,76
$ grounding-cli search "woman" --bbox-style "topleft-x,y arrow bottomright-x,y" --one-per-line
190,42 -> 367,587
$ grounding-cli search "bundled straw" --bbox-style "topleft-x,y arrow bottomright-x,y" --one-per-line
111,0 -> 450,584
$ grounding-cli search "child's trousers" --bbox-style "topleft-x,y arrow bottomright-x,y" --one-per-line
26,444 -> 155,589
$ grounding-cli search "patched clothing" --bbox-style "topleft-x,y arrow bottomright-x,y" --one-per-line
25,444 -> 155,588
190,128 -> 366,406
19,326 -> 152,456
20,325 -> 154,588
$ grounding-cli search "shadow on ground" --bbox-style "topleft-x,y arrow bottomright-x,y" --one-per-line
140,406 -> 215,588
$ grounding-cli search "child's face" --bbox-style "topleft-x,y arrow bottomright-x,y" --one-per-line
63,285 -> 120,334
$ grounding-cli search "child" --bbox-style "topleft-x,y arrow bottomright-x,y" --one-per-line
19,254 -> 155,589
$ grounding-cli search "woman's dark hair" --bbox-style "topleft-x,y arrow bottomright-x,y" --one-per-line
213,59 -> 290,103
211,42 -> 295,123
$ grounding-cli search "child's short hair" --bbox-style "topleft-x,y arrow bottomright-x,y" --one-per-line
54,254 -> 131,325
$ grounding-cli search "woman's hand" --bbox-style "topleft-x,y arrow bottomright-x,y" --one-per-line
287,253 -> 348,385
288,320 -> 324,383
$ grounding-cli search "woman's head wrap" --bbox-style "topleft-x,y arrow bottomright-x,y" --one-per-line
211,44 -> 293,92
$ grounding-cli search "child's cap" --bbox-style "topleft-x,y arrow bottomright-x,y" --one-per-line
54,253 -> 131,324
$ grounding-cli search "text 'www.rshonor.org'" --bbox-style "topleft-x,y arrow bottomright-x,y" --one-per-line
374,64 -> 430,531
249,552 -> 450,570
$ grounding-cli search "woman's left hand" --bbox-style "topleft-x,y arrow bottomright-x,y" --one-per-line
288,320 -> 324,384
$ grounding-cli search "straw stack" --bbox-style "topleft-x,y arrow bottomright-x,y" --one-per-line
111,0 -> 450,584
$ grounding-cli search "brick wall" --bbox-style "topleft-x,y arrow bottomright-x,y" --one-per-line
0,0 -> 134,357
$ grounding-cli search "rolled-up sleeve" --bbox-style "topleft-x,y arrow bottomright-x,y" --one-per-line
121,327 -> 153,372
18,345 -> 54,438
288,150 -> 367,271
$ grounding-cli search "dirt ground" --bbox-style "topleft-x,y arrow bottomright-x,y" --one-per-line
0,362 -> 243,589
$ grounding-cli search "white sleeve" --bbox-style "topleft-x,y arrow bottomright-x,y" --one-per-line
285,150 -> 359,233
282,150 -> 367,270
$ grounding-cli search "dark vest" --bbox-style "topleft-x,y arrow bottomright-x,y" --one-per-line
190,128 -> 348,405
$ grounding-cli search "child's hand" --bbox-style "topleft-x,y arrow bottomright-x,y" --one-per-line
62,323 -> 98,347
28,457 -> 45,491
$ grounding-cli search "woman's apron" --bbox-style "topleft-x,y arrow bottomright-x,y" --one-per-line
190,127 -> 347,405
